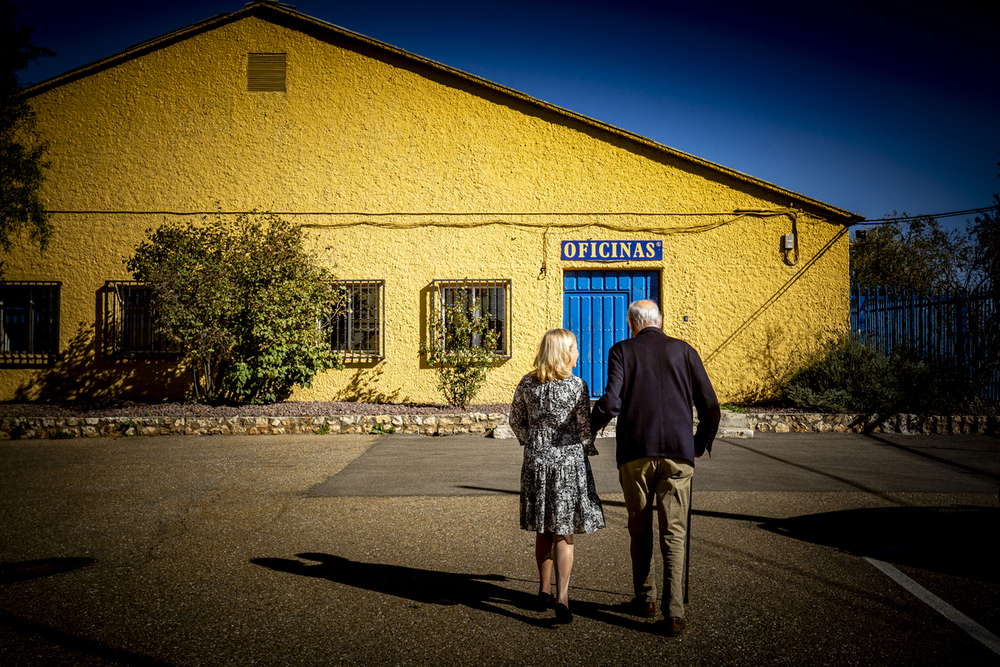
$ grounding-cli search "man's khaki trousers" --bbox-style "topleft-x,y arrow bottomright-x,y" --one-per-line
618,456 -> 693,619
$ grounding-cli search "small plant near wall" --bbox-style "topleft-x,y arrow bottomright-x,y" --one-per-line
420,289 -> 500,408
371,423 -> 396,434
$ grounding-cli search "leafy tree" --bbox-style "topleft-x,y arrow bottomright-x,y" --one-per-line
966,159 -> 1000,377
967,161 -> 1000,293
850,213 -> 970,293
420,288 -> 500,407
126,212 -> 344,404
0,0 -> 54,264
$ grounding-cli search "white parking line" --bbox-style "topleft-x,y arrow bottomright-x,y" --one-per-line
865,556 -> 1000,657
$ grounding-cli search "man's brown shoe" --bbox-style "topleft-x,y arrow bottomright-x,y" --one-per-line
662,617 -> 686,637
620,597 -> 656,617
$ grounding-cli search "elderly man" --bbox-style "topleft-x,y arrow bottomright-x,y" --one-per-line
591,300 -> 720,637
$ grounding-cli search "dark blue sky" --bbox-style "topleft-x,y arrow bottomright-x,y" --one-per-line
13,0 -> 1000,225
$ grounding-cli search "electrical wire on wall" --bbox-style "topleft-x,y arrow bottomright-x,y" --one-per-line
48,206 -> 997,228
47,206 -> 820,277
46,207 -> 812,235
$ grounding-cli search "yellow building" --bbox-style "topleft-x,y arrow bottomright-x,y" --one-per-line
1,1 -> 862,405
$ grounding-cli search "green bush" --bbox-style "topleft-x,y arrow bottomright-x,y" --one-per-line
126,211 -> 343,404
420,288 -> 500,408
783,334 -> 975,416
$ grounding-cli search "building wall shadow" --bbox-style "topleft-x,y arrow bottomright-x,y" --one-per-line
334,362 -> 405,403
13,321 -> 188,403
759,505 -> 998,584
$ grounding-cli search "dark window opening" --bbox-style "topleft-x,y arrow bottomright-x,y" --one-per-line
432,279 -> 510,357
103,282 -> 179,359
0,281 -> 60,365
327,280 -> 384,360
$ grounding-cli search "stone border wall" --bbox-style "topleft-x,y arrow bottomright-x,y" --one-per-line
746,412 -> 1000,435
4,411 -> 999,440
0,413 -> 509,440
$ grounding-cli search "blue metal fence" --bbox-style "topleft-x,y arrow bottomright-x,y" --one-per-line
850,285 -> 998,399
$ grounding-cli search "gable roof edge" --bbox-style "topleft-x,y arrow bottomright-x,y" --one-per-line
23,1 -> 863,224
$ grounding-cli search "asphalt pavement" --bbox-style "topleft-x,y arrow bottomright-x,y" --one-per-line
1,431 -> 998,666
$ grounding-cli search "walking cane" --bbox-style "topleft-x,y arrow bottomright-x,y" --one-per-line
683,477 -> 692,605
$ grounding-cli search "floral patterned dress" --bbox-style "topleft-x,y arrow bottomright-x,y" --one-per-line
510,373 -> 605,535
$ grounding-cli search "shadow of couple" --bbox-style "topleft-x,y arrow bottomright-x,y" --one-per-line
251,552 -> 659,632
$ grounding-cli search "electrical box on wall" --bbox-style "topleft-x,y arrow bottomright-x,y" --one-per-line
783,233 -> 795,250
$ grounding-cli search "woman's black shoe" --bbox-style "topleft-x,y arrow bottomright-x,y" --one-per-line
534,592 -> 554,611
554,603 -> 573,624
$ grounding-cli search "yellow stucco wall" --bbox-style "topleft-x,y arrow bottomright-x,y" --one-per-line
2,6 -> 854,404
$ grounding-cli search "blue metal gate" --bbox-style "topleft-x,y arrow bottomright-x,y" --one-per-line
563,270 -> 659,398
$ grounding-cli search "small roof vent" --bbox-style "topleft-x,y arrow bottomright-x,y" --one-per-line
247,53 -> 286,92
245,2 -> 297,9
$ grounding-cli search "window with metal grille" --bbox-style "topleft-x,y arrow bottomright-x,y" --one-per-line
431,279 -> 511,357
247,53 -> 286,92
103,281 -> 179,359
0,281 -> 60,365
327,280 -> 384,360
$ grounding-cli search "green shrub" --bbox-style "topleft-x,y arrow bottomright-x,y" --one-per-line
420,287 -> 500,408
127,211 -> 344,404
783,334 -> 975,416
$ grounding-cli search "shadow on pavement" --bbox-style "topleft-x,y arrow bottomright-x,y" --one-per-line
864,433 -> 1000,482
761,506 -> 999,584
0,557 -> 97,585
0,611 -> 172,667
251,553 -> 660,632
252,552 -> 552,627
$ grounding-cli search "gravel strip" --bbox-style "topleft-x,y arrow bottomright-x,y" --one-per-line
0,401 -> 512,419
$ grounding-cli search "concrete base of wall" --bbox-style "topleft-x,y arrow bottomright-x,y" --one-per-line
0,413 -> 507,440
747,412 -> 1000,435
478,410 -> 756,440
4,410 -> 997,440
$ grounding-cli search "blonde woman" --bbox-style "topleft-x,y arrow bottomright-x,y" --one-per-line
510,328 -> 605,624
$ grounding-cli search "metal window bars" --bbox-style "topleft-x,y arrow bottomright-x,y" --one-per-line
103,281 -> 179,359
327,280 -> 385,360
851,284 -> 1000,400
431,279 -> 511,358
0,281 -> 61,365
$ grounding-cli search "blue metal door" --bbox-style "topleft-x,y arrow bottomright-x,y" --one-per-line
563,270 -> 659,398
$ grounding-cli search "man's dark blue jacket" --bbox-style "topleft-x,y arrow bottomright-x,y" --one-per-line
591,327 -> 721,468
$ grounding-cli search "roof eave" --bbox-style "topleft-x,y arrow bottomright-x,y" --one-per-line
22,1 -> 864,224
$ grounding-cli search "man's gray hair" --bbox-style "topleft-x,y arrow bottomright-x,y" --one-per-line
627,300 -> 662,330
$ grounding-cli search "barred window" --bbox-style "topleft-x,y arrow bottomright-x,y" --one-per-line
328,280 -> 384,360
103,281 -> 179,359
432,279 -> 511,357
0,281 -> 60,365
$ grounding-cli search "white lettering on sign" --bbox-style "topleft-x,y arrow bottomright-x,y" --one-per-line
560,240 -> 662,262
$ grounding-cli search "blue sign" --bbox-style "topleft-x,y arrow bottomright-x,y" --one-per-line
561,240 -> 662,262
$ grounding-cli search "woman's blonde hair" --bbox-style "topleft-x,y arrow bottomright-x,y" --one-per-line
531,328 -> 576,383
